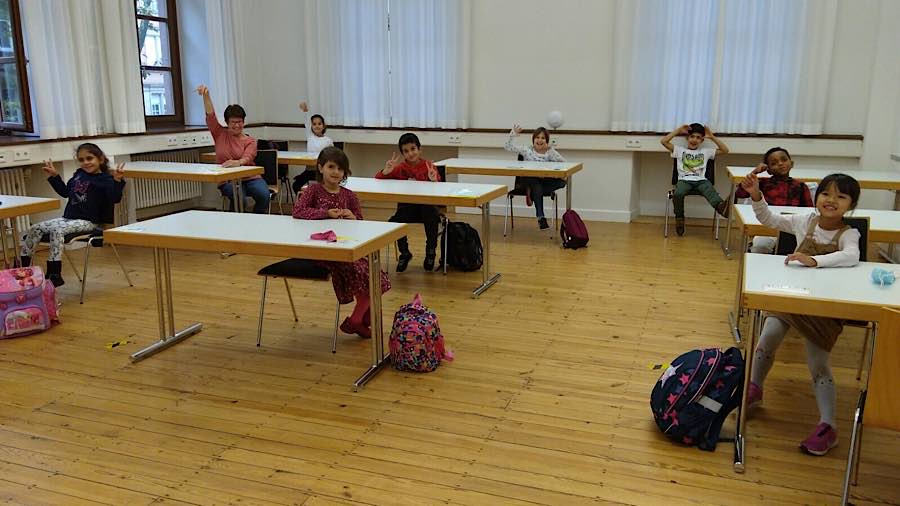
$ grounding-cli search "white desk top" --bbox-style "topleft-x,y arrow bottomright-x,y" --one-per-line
435,157 -> 582,178
125,161 -> 263,183
727,166 -> 900,190
201,150 -> 318,166
0,195 -> 60,220
105,210 -> 408,262
733,204 -> 900,242
344,177 -> 507,207
742,253 -> 899,322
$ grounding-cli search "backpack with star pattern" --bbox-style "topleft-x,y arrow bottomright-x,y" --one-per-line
650,347 -> 745,451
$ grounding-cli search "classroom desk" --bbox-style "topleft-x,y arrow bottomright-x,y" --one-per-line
435,158 -> 583,210
344,177 -> 508,297
201,150 -> 318,167
729,204 -> 900,342
734,253 -> 899,473
722,167 -> 900,255
105,210 -> 407,389
0,196 -> 60,268
123,161 -> 263,218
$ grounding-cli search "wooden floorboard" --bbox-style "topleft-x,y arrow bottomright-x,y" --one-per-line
0,208 -> 897,505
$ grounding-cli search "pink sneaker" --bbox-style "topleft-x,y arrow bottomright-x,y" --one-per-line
747,382 -> 763,408
800,422 -> 838,456
339,317 -> 371,339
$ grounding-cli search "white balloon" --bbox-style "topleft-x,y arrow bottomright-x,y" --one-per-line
547,110 -> 564,129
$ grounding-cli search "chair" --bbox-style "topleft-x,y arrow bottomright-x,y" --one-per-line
841,307 -> 900,505
664,158 -> 721,238
40,227 -> 133,304
504,155 -> 559,236
776,216 -> 872,379
254,149 -> 280,214
255,258 -> 343,353
270,140 -> 296,209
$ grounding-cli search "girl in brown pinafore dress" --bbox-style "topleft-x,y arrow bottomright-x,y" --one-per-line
293,147 -> 391,339
740,172 -> 862,457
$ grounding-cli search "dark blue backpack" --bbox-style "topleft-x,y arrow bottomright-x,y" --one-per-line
650,347 -> 745,451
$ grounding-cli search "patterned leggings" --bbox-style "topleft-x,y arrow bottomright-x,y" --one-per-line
21,218 -> 97,261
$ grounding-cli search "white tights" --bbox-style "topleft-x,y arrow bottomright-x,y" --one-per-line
750,316 -> 836,428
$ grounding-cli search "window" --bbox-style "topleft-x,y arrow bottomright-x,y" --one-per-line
0,0 -> 32,132
611,0 -> 836,135
136,0 -> 184,126
304,0 -> 468,129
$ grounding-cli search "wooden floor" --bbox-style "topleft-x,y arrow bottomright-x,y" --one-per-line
1,208 -> 898,506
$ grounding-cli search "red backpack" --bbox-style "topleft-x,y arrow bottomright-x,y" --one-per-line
560,210 -> 589,249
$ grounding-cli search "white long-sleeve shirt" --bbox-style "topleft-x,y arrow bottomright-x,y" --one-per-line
305,109 -> 334,154
751,197 -> 860,268
504,130 -> 565,162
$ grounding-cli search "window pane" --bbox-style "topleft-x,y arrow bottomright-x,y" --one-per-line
0,0 -> 17,59
141,69 -> 175,116
135,0 -> 166,18
0,62 -> 22,124
137,19 -> 171,67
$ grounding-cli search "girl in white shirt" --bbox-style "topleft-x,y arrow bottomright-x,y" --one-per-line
504,124 -> 566,230
294,102 -> 336,192
740,172 -> 862,457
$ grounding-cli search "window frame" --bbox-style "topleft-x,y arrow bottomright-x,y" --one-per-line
136,0 -> 184,127
0,0 -> 33,132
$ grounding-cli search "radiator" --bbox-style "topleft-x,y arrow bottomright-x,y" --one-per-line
130,149 -> 204,209
0,167 -> 31,232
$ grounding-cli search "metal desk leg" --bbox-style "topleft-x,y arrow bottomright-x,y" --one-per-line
353,250 -> 390,390
728,235 -> 749,344
230,179 -> 245,213
1,218 -> 10,268
722,182 -> 736,256
10,218 -> 22,268
734,309 -> 759,473
473,202 -> 501,298
130,247 -> 203,362
565,175 -> 572,210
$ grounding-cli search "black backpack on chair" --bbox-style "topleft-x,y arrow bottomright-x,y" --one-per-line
438,221 -> 483,272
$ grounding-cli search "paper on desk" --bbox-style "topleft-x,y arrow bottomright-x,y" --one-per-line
453,188 -> 474,195
762,284 -> 810,295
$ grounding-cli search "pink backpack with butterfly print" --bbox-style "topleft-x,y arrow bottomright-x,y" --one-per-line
0,266 -> 59,338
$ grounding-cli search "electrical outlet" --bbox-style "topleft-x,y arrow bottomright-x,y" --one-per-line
625,139 -> 641,149
181,136 -> 190,146
0,151 -> 8,163
167,136 -> 178,146
448,134 -> 461,144
13,149 -> 29,161
191,136 -> 199,145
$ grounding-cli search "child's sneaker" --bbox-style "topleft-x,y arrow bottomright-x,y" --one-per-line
747,382 -> 763,409
675,217 -> 685,236
538,217 -> 549,230
799,422 -> 838,456
716,201 -> 730,218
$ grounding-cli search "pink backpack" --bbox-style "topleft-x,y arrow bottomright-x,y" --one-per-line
0,266 -> 59,339
560,210 -> 589,249
388,294 -> 453,372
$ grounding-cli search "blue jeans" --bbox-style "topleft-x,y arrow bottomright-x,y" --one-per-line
521,177 -> 566,218
220,178 -> 271,214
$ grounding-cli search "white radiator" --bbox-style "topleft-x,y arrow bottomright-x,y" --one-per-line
0,167 -> 31,231
130,149 -> 203,209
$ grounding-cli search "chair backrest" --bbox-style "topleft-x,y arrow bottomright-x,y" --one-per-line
271,140 -> 289,179
255,149 -> 278,185
868,307 -> 900,431
671,157 -> 716,186
513,154 -> 525,189
775,216 -> 869,260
